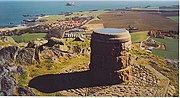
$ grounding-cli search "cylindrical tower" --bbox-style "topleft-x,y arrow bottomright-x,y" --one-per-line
89,28 -> 132,82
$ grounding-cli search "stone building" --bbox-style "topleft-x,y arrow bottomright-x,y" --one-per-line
89,28 -> 132,82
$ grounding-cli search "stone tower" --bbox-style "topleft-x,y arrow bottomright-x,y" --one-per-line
89,28 -> 132,82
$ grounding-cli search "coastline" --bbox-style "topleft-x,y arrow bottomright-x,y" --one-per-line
0,26 -> 27,32
0,9 -> 105,32
0,4 -> 178,32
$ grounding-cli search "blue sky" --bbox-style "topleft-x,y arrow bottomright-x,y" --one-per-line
0,0 -> 178,1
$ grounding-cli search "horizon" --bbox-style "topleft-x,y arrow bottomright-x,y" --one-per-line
0,0 -> 179,1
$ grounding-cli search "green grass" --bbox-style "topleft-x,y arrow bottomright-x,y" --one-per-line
71,10 -> 107,17
0,41 -> 17,46
12,33 -> 47,43
40,15 -> 66,23
25,55 -> 90,96
40,10 -> 107,24
130,31 -> 149,42
167,16 -> 179,23
151,38 -> 179,60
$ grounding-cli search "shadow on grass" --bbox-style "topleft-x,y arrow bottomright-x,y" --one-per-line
28,70 -> 121,93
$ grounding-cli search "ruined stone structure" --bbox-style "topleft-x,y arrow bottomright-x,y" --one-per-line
89,28 -> 132,82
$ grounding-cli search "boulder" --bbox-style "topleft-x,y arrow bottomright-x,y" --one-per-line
18,87 -> 35,96
0,91 -> 7,96
45,37 -> 64,47
0,63 -> 29,96
40,49 -> 58,61
16,66 -> 24,75
26,39 -> 48,48
16,48 -> 35,65
0,46 -> 19,64
0,63 -> 17,96
73,46 -> 81,54
1,77 -> 15,95
165,59 -> 178,68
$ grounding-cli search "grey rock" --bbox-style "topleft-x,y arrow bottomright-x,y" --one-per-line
0,46 -> 19,64
0,91 -> 7,96
1,76 -> 15,95
16,48 -> 35,65
16,66 -> 24,74
18,87 -> 35,96
165,59 -> 178,68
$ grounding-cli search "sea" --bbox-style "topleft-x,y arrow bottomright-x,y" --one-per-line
0,1 -> 178,27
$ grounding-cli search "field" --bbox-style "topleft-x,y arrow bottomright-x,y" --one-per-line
167,16 -> 179,23
130,31 -> 149,42
151,38 -> 179,60
40,15 -> 66,23
40,10 -> 107,24
12,33 -> 47,43
89,11 -> 179,31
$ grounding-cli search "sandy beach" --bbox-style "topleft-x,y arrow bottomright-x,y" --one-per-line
0,26 -> 27,32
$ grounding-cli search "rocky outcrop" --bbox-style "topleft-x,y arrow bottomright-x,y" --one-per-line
0,46 -> 40,66
40,37 -> 64,48
26,39 -> 48,48
40,47 -> 73,61
18,87 -> 35,96
16,48 -> 35,65
73,46 -> 81,54
165,59 -> 179,68
0,46 -> 19,64
0,63 -> 24,96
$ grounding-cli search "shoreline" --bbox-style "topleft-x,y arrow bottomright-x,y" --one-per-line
0,9 -> 105,31
0,25 -> 27,32
0,5 -> 178,32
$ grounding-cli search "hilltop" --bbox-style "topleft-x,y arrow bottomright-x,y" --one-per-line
0,8 -> 178,96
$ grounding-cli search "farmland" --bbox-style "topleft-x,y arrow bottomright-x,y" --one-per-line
130,31 -> 149,42
151,38 -> 179,60
12,33 -> 47,43
89,11 -> 179,31
40,10 -> 107,24
167,16 -> 179,23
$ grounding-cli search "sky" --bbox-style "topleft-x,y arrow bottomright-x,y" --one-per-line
0,0 -> 178,1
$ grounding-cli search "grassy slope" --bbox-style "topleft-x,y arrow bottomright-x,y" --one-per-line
130,31 -> 149,42
23,55 -> 89,96
152,38 -> 179,60
167,16 -> 179,23
12,33 -> 47,43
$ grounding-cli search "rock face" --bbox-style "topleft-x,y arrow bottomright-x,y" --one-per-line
0,63 -> 23,96
16,48 -> 35,65
43,37 -> 64,47
26,39 -> 48,48
0,46 -> 35,96
89,28 -> 132,82
0,46 -> 39,66
0,46 -> 19,64
18,87 -> 35,96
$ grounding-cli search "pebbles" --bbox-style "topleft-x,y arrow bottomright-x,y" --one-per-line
128,65 -> 158,87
